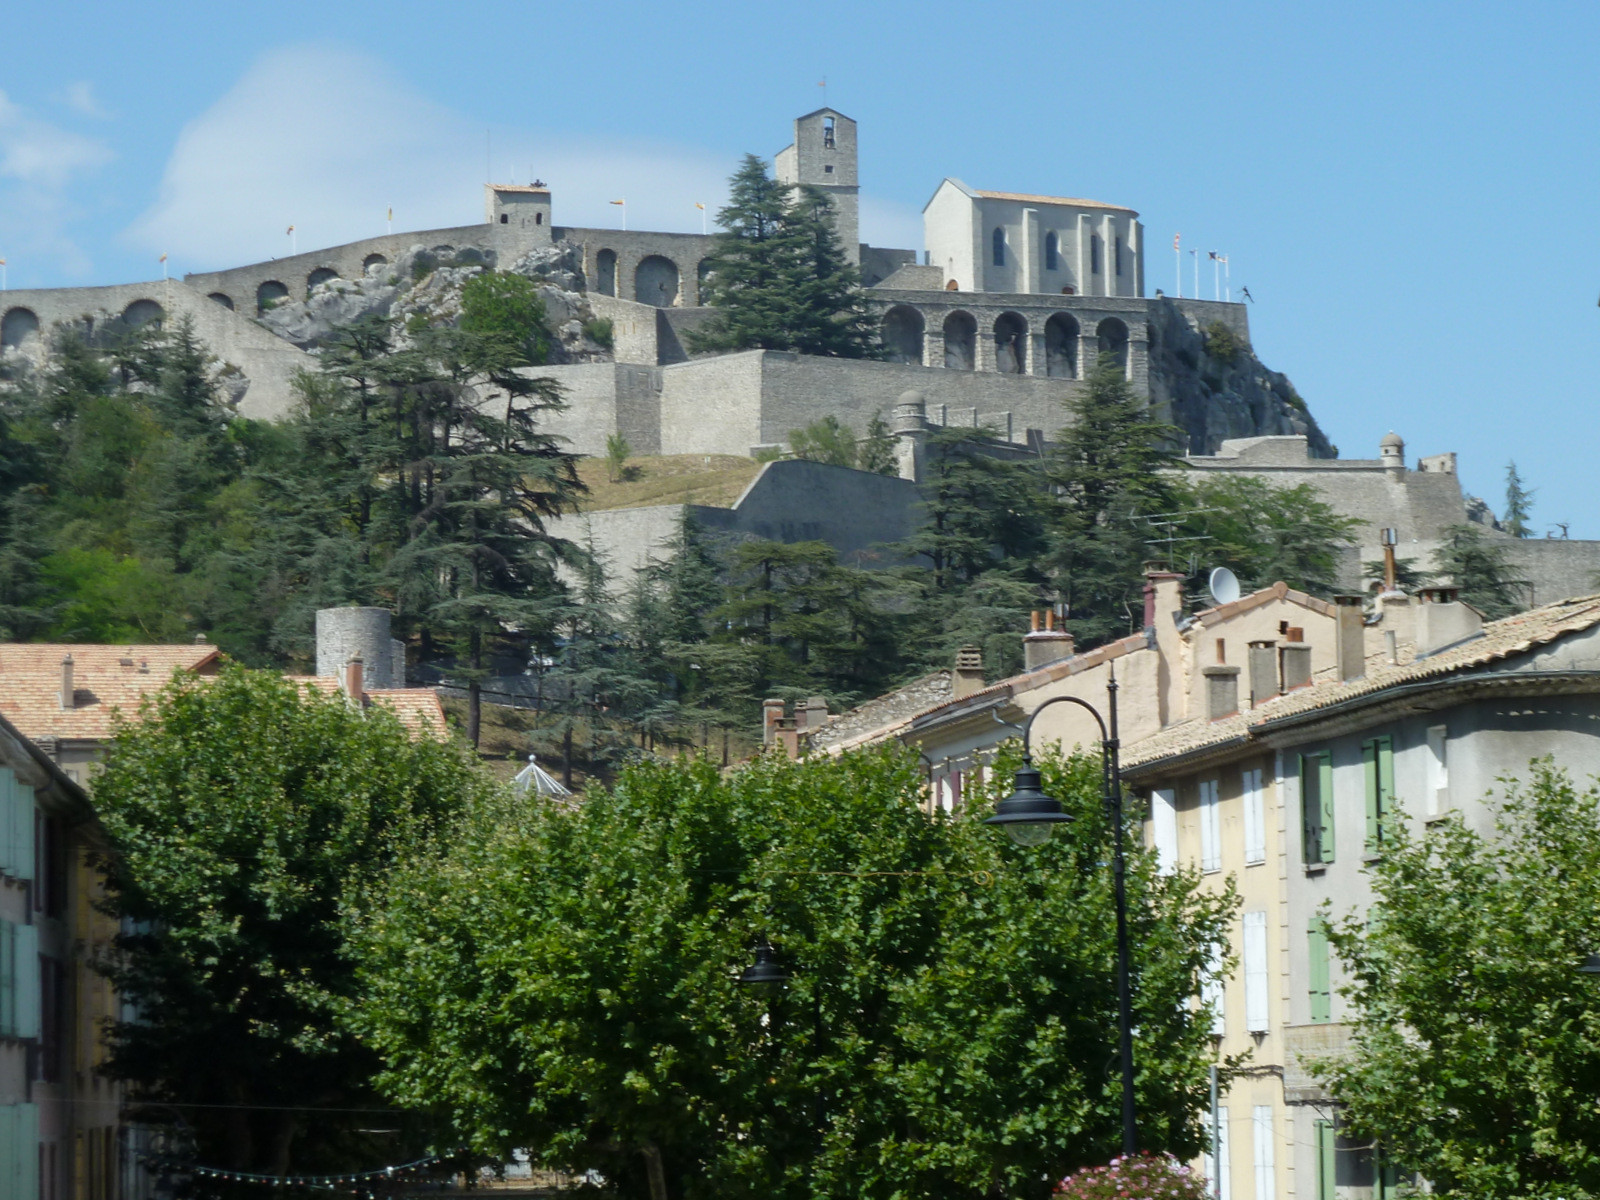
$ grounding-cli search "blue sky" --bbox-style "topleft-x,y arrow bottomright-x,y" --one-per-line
3,1 -> 1598,535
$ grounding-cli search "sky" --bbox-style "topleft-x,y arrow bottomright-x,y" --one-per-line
3,1 -> 1599,534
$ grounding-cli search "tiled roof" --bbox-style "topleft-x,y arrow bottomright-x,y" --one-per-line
974,189 -> 1135,213
284,677 -> 449,739
810,671 -> 952,752
489,184 -> 550,194
1123,594 -> 1600,771
0,643 -> 221,742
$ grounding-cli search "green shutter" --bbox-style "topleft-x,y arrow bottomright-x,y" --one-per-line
0,921 -> 13,1037
1315,1120 -> 1336,1200
1319,754 -> 1336,863
1308,918 -> 1331,1023
1364,737 -> 1394,853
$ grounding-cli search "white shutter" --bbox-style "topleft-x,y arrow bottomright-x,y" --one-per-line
1152,788 -> 1178,875
1427,726 -> 1449,816
1202,942 -> 1225,1035
1200,779 -> 1221,872
14,924 -> 39,1041
1242,768 -> 1265,864
1243,910 -> 1269,1033
1204,1105 -> 1231,1200
1252,1105 -> 1276,1200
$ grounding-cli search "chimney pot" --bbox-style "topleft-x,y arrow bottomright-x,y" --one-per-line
60,654 -> 74,711
1031,610 -> 1042,633
1023,628 -> 1076,671
952,645 -> 986,699
1334,595 -> 1367,682
344,657 -> 365,703
762,698 -> 786,745
1280,642 -> 1313,691
1201,664 -> 1241,719
1247,640 -> 1279,707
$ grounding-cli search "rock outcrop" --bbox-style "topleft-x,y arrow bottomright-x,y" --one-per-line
1145,296 -> 1335,458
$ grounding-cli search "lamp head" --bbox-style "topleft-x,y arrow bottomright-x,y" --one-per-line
984,761 -> 1072,846
737,936 -> 790,989
1579,950 -> 1600,976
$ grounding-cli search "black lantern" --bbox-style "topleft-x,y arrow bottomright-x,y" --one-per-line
1580,951 -> 1600,976
737,936 -> 790,989
985,761 -> 1072,846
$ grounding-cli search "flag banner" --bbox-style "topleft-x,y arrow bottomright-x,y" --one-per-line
286,225 -> 295,235
159,252 -> 167,262
1173,233 -> 1180,249
609,199 -> 625,205
695,202 -> 705,210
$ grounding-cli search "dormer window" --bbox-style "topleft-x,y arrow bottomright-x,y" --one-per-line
823,116 -> 836,148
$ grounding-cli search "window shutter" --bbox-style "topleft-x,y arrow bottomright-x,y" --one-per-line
1364,737 -> 1394,852
1315,1120 -> 1337,1200
1252,1106 -> 1275,1200
0,769 -> 13,877
1242,768 -> 1265,864
1202,942 -> 1225,1035
14,924 -> 39,1041
1308,918 -> 1331,1023
0,922 -> 13,1037
1378,738 -> 1394,837
1206,1106 -> 1231,1200
1201,780 -> 1221,872
1243,911 -> 1269,1032
1318,755 -> 1335,863
1152,788 -> 1178,875
16,789 -> 34,885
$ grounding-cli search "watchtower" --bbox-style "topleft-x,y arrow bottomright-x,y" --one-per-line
775,108 -> 859,265
484,183 -> 553,242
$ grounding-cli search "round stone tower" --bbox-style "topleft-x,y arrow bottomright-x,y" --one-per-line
315,607 -> 402,689
892,389 -> 928,481
1380,431 -> 1405,476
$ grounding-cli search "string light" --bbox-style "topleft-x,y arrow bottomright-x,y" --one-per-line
172,1150 -> 458,1188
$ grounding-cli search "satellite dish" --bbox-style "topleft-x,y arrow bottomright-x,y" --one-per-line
1208,567 -> 1241,606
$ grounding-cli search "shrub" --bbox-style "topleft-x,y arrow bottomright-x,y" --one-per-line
411,250 -> 439,282
1055,1153 -> 1211,1200
1203,320 -> 1243,367
582,316 -> 614,348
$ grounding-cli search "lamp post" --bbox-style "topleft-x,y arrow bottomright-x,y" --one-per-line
1579,951 -> 1600,976
983,675 -> 1139,1156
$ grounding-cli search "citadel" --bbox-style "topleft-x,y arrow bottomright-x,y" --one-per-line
1,107 -> 1595,602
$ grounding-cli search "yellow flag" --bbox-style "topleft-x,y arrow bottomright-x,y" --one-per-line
609,199 -> 625,206
286,224 -> 295,235
695,202 -> 705,210
387,207 -> 392,222
159,252 -> 168,263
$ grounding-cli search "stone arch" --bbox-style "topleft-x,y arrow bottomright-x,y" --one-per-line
881,305 -> 925,365
1044,313 -> 1079,378
362,253 -> 389,272
635,255 -> 680,307
207,292 -> 235,310
257,280 -> 290,312
992,312 -> 1027,374
307,267 -> 339,293
1097,317 -> 1130,374
943,311 -> 976,371
1045,230 -> 1059,272
596,249 -> 617,296
992,227 -> 1006,267
1,307 -> 40,349
123,299 -> 164,328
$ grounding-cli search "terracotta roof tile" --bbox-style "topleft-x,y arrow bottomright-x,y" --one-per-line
974,189 -> 1135,213
1123,594 -> 1600,769
283,677 -> 449,738
0,643 -> 221,742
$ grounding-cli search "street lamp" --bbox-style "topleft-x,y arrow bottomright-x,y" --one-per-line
1579,951 -> 1600,976
738,936 -> 790,989
983,675 -> 1139,1156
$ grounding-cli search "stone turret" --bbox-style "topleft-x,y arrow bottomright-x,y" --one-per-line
892,389 -> 929,482
1380,431 -> 1405,476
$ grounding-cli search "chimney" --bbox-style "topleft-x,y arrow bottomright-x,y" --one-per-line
800,696 -> 830,731
1201,664 -> 1241,719
1247,640 -> 1279,707
762,698 -> 786,745
1142,566 -> 1185,631
1023,610 -> 1076,671
1415,587 -> 1484,658
952,645 -> 986,700
343,657 -> 365,702
1280,626 -> 1312,691
1334,595 -> 1366,681
60,654 -> 74,710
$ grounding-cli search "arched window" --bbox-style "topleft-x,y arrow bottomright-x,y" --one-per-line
992,227 -> 1006,267
1045,231 -> 1059,272
1115,236 -> 1123,276
1091,235 -> 1102,274
943,312 -> 977,371
882,305 -> 925,365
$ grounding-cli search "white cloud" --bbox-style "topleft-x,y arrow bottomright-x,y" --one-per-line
0,89 -> 111,278
0,88 -> 112,188
125,44 -> 739,272
61,81 -> 110,120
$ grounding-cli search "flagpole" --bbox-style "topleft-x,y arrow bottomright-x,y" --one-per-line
1224,256 -> 1230,302
1174,234 -> 1181,298
1212,252 -> 1219,301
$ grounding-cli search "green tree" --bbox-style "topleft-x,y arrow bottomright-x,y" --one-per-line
93,666 -> 490,1183
1043,354 -> 1180,646
1169,474 -> 1360,597
458,269 -> 552,364
606,431 -> 633,482
354,744 -> 1237,1200
1431,524 -> 1528,619
787,415 -> 858,467
856,412 -> 897,476
1504,460 -> 1535,538
1313,763 -> 1600,1200
690,155 -> 878,358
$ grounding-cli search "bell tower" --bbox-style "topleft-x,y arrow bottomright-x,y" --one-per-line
774,108 -> 859,265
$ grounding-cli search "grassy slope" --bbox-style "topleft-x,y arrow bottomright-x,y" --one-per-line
575,454 -> 762,512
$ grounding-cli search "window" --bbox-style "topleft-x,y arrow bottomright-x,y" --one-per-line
1151,788 -> 1177,875
1243,910 -> 1269,1033
1242,768 -> 1265,864
0,769 -> 36,881
1426,725 -> 1449,816
1314,1120 -> 1337,1200
34,814 -> 65,917
1091,235 -> 1102,274
1205,1106 -> 1232,1200
1252,1107 -> 1276,1200
1308,918 -> 1332,1022
35,956 -> 65,1083
824,164 -> 834,173
992,227 -> 1006,267
823,116 -> 836,148
1201,941 -> 1225,1035
535,212 -> 543,225
1300,752 -> 1334,865
0,920 -> 40,1038
1115,235 -> 1124,276
1374,1148 -> 1400,1200
1199,779 -> 1221,871
1362,736 -> 1394,853
500,213 -> 508,224
1045,230 -> 1059,271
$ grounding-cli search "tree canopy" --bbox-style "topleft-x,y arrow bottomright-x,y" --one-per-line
1313,763 -> 1600,1200
91,665 -> 493,1182
354,744 -> 1237,1200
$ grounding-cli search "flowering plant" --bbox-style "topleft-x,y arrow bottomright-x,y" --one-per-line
1055,1152 -> 1212,1200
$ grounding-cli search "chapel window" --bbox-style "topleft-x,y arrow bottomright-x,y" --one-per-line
992,227 -> 1006,267
1045,231 -> 1059,271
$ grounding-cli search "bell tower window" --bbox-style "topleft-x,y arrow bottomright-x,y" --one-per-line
823,116 -> 836,148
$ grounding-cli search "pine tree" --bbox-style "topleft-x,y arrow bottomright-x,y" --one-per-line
1432,524 -> 1529,619
1503,460 -> 1535,538
689,156 -> 879,358
1043,353 -> 1180,646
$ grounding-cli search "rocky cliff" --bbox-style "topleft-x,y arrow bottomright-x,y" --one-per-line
1145,296 -> 1335,457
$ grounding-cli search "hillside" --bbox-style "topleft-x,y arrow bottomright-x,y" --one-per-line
575,455 -> 763,511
